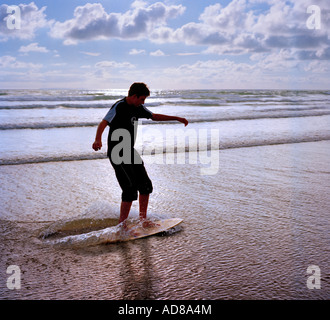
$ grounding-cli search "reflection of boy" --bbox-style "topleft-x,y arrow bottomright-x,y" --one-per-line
92,83 -> 188,228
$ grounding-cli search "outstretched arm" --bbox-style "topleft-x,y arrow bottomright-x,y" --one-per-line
92,119 -> 108,151
151,113 -> 188,126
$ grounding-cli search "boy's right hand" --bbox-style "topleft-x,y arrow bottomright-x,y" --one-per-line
92,140 -> 102,151
179,117 -> 189,126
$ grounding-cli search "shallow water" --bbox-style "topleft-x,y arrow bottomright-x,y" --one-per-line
0,142 -> 329,299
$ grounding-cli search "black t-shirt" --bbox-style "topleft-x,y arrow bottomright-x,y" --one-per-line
103,98 -> 153,157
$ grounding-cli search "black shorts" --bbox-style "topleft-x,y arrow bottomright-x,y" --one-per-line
109,151 -> 153,202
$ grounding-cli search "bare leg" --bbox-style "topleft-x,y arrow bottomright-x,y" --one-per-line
139,193 -> 149,221
119,201 -> 132,227
139,194 -> 159,228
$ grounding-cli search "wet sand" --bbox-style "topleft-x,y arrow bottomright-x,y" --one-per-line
0,141 -> 329,300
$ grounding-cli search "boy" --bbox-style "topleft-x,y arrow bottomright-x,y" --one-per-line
92,83 -> 188,228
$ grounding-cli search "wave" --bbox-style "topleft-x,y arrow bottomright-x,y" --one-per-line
0,103 -> 115,110
1,134 -> 329,166
0,153 -> 108,166
1,89 -> 329,103
0,122 -> 98,130
1,110 -> 329,130
0,98 -> 328,110
0,90 -> 125,102
1,89 -> 329,110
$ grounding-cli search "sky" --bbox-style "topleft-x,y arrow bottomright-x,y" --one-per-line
0,0 -> 329,90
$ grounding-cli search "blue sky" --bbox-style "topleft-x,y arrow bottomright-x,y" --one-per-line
0,0 -> 329,89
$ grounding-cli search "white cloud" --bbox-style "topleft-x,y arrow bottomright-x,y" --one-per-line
129,49 -> 146,55
0,55 -> 42,69
80,51 -> 101,56
304,60 -> 329,73
176,52 -> 199,56
95,60 -> 135,69
150,49 -> 165,56
0,2 -> 49,41
252,49 -> 300,71
19,42 -> 49,53
52,63 -> 67,67
131,1 -> 148,9
49,2 -> 185,44
1,1 -> 329,89
163,59 -> 253,80
151,0 -> 330,61
7,1 -> 327,64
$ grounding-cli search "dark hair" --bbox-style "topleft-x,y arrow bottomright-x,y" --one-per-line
128,82 -> 150,97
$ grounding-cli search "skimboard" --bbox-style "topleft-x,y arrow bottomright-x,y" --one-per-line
118,218 -> 183,242
51,218 -> 183,246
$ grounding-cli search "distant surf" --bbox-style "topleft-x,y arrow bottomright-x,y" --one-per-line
1,89 -> 329,166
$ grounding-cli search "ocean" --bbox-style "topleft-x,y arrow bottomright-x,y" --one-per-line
0,89 -> 329,300
1,89 -> 330,165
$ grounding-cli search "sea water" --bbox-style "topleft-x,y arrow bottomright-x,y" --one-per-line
0,89 -> 329,299
0,89 -> 329,166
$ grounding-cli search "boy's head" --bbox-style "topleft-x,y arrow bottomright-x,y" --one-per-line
128,82 -> 150,98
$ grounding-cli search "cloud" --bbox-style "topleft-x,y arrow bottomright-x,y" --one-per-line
150,0 -> 330,60
158,58 -> 258,88
129,49 -> 146,55
304,60 -> 329,73
251,49 -> 300,71
164,59 -> 254,76
156,55 -> 323,89
0,2 -> 48,41
0,55 -> 42,69
7,1 -> 327,64
95,60 -> 135,69
150,1 -> 251,46
49,2 -> 185,44
150,49 -> 165,56
19,42 -> 49,53
80,51 -> 101,56
1,1 -> 329,89
176,52 -> 199,56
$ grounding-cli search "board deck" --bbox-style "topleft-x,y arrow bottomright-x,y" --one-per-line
119,218 -> 183,243
52,218 -> 183,246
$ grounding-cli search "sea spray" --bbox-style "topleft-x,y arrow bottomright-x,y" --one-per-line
38,201 -> 120,239
38,200 -> 173,245
47,217 -> 180,247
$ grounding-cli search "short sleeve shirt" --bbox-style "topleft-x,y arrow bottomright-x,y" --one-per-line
103,98 -> 153,153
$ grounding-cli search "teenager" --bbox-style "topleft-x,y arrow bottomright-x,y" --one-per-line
92,83 -> 188,228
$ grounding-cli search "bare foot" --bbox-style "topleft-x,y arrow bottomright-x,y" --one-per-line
118,221 -> 139,237
141,219 -> 160,229
119,220 -> 128,231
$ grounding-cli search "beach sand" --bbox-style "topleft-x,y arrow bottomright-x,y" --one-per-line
0,141 -> 329,300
